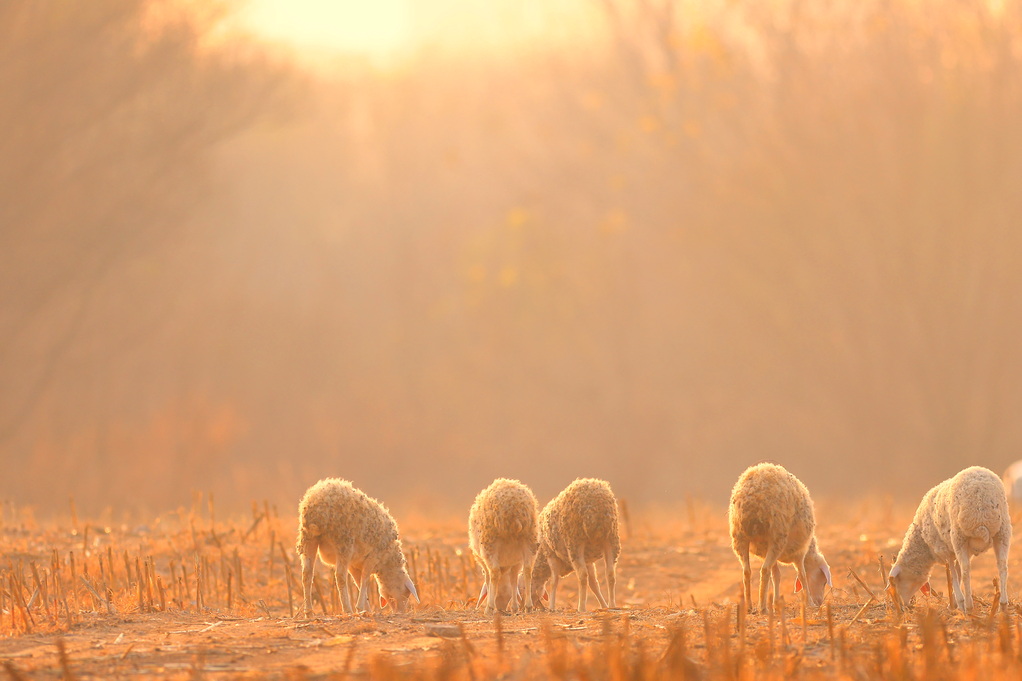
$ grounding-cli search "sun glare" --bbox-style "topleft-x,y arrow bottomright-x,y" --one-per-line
241,0 -> 411,58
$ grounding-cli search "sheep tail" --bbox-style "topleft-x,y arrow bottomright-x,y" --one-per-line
968,525 -> 992,553
582,512 -> 608,539
742,516 -> 767,537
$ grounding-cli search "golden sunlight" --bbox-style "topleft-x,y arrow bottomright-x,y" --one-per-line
240,0 -> 411,57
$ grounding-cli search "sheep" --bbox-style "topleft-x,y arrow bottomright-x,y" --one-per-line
1002,460 -> 1022,509
887,466 -> 1010,613
528,477 -> 621,612
728,463 -> 832,613
295,478 -> 418,616
468,478 -> 540,614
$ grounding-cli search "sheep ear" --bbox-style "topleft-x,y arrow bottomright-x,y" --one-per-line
822,564 -> 833,587
380,596 -> 389,607
794,577 -> 804,593
542,589 -> 549,602
889,564 -> 902,581
406,576 -> 420,603
920,581 -> 931,596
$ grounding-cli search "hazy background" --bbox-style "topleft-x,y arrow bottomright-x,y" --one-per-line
3,0 -> 1022,517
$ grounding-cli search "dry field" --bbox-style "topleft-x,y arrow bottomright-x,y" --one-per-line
1,496 -> 1021,680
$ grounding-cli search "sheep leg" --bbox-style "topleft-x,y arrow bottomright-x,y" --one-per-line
549,568 -> 561,611
503,567 -> 518,612
514,567 -> 525,611
482,564 -> 494,613
356,560 -> 377,612
334,562 -> 354,615
346,566 -> 362,615
586,562 -> 609,609
482,551 -> 500,614
954,547 -> 974,613
604,548 -> 617,608
355,573 -> 371,613
735,539 -> 753,612
771,562 -> 782,608
514,566 -> 526,611
994,531 -> 1010,605
522,550 -> 536,611
797,557 -> 809,607
759,547 -> 780,613
299,541 -> 318,618
500,567 -> 517,612
474,576 -> 486,605
571,550 -> 590,612
947,559 -> 965,610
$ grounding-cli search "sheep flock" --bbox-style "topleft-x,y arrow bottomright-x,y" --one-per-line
296,463 -> 1013,617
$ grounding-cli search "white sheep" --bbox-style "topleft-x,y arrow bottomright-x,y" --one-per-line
1002,460 -> 1022,509
296,478 -> 419,616
728,463 -> 832,613
888,466 -> 1010,612
468,478 -> 540,614
528,478 -> 621,612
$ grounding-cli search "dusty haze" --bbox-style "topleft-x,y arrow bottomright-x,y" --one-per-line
3,0 -> 1022,517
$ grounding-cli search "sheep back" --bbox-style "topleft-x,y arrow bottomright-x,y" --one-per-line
468,478 -> 539,555
729,463 -> 815,564
296,478 -> 400,559
540,478 -> 621,564
919,466 -> 1007,557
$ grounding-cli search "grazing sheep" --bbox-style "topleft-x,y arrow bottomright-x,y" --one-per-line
888,466 -> 1010,612
296,478 -> 418,616
728,463 -> 832,613
529,478 -> 621,612
468,478 -> 540,614
1002,460 -> 1022,508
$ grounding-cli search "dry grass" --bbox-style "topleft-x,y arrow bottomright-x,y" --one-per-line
0,496 -> 1020,679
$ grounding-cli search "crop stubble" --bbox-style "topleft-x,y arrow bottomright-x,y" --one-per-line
1,496 -> 1021,680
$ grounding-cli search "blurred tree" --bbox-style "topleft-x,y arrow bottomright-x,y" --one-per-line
0,0 -> 293,440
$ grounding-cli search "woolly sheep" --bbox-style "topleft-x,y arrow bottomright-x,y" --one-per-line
529,478 -> 621,612
887,466 -> 1010,613
468,478 -> 540,614
728,463 -> 832,613
1003,460 -> 1022,508
296,478 -> 419,616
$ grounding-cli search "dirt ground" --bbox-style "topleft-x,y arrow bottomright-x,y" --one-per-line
1,500 -> 1019,679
